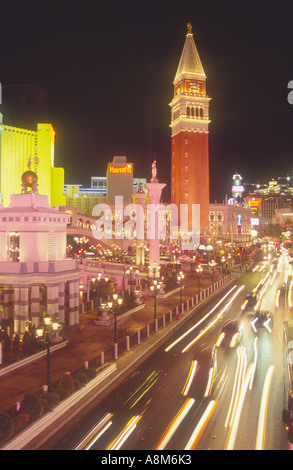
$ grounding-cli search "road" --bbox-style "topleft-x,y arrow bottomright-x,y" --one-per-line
52,246 -> 291,450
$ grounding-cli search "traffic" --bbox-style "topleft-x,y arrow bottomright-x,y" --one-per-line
53,241 -> 292,450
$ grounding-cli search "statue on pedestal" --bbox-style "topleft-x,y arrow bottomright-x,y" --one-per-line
151,160 -> 158,183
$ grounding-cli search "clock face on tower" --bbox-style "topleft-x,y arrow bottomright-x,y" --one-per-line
186,80 -> 202,94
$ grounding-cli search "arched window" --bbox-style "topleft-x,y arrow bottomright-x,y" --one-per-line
187,107 -> 190,117
191,107 -> 194,117
196,107 -> 199,117
200,108 -> 204,118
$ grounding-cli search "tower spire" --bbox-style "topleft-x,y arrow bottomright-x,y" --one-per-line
174,23 -> 206,85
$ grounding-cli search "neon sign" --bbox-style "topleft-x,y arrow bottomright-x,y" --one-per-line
232,185 -> 244,192
108,164 -> 133,174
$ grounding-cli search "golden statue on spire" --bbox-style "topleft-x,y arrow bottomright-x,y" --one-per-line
187,22 -> 192,33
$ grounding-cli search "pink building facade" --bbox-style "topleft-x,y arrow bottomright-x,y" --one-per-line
0,191 -> 80,337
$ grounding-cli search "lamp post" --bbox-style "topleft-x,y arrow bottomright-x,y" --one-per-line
177,271 -> 185,314
228,253 -> 231,271
36,314 -> 61,392
109,293 -> 123,345
210,259 -> 216,286
150,280 -> 160,329
93,273 -> 109,309
125,266 -> 139,299
196,265 -> 203,295
94,273 -> 102,307
221,256 -> 226,278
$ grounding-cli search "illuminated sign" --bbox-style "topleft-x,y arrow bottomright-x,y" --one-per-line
237,214 -> 242,226
251,217 -> 260,226
232,185 -> 244,192
108,164 -> 133,174
249,198 -> 261,207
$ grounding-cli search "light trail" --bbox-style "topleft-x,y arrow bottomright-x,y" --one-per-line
249,337 -> 258,390
225,363 -> 255,450
154,398 -> 195,450
184,400 -> 218,450
106,415 -> 142,450
224,346 -> 247,430
288,281 -> 293,308
73,412 -> 113,450
181,360 -> 197,396
275,290 -> 280,308
181,285 -> 245,353
164,286 -> 237,352
255,365 -> 275,450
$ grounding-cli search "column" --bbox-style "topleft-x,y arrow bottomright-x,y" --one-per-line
68,280 -> 79,328
145,180 -> 166,278
14,287 -> 20,335
3,286 -> 14,334
47,283 -> 59,319
58,281 -> 65,325
30,284 -> 40,327
19,287 -> 29,334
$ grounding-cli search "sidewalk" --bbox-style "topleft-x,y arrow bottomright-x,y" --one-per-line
0,271 -> 232,414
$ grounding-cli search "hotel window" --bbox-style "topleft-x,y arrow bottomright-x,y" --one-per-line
185,166 -> 188,171
185,139 -> 188,144
185,179 -> 188,184
185,152 -> 188,158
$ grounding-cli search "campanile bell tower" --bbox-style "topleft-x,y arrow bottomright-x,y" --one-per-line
170,23 -> 210,230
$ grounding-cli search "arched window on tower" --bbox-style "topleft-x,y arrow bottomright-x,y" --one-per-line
191,107 -> 194,117
200,108 -> 204,118
187,107 -> 190,117
196,107 -> 199,118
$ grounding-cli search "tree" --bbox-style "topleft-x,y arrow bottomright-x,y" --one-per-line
0,412 -> 14,447
12,334 -> 20,353
19,393 -> 43,422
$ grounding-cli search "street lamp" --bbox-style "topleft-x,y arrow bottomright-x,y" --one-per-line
125,266 -> 139,298
210,260 -> 216,286
93,273 -> 109,309
109,293 -> 123,345
228,253 -> 231,271
150,280 -> 161,328
221,256 -> 226,278
177,271 -> 185,314
196,264 -> 203,295
36,314 -> 61,392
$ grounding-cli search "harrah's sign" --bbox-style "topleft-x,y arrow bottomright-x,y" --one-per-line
108,164 -> 133,174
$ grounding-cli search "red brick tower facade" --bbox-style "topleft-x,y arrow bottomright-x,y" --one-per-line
170,23 -> 210,231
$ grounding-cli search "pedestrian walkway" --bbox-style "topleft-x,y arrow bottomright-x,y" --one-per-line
0,271 -> 233,414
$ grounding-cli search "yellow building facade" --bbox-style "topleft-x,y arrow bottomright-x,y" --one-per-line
0,113 -> 65,207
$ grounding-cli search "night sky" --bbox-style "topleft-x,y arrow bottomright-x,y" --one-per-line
1,0 -> 293,203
